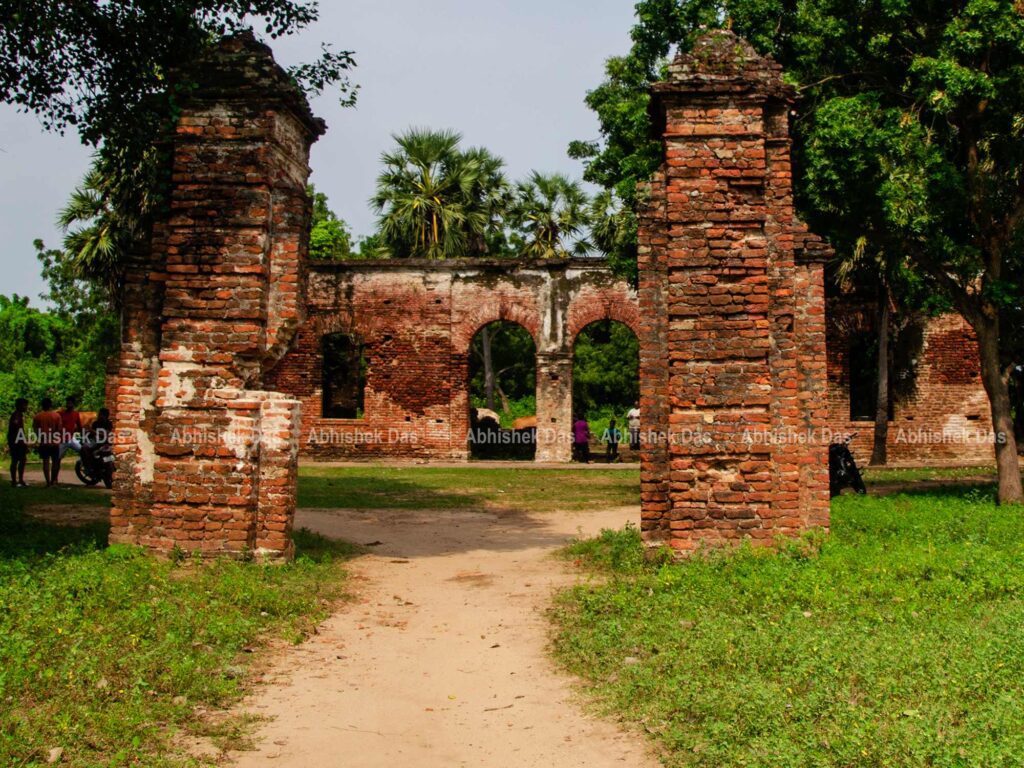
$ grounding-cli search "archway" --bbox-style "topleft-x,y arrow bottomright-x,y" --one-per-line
467,320 -> 537,460
572,320 -> 640,463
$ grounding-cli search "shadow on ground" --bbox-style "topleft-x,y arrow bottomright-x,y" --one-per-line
296,504 -> 632,560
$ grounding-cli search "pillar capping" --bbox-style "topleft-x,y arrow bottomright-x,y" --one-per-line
654,29 -> 794,99
180,30 -> 327,141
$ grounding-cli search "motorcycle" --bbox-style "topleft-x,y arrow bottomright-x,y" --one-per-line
829,433 -> 867,498
75,435 -> 115,489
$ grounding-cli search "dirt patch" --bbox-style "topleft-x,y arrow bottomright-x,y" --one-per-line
25,504 -> 109,527
227,505 -> 658,768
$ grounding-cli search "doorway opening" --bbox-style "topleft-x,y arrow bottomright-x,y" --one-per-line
467,321 -> 536,460
572,320 -> 640,463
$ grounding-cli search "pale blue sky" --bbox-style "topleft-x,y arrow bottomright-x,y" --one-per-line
0,0 -> 637,304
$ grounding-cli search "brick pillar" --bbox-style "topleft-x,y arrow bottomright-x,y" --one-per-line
110,33 -> 325,560
638,30 -> 831,551
535,351 -> 573,463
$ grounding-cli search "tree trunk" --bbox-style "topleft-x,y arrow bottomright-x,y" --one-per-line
870,291 -> 891,466
1013,370 -> 1024,449
496,383 -> 511,415
482,326 -> 495,411
975,321 -> 1024,505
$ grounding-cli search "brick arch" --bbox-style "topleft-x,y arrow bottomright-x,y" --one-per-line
453,302 -> 540,354
567,293 -> 641,344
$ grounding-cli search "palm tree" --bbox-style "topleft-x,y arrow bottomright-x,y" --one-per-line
59,148 -> 158,304
589,189 -> 639,279
371,129 -> 509,259
461,146 -> 512,257
509,173 -> 591,259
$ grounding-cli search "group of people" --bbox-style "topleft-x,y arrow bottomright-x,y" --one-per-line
572,405 -> 641,463
6,397 -> 112,488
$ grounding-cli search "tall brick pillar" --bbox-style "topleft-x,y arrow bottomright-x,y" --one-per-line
638,30 -> 832,551
535,351 -> 573,463
110,33 -> 325,560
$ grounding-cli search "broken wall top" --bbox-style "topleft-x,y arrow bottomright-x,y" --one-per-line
653,28 -> 795,101
179,30 -> 327,140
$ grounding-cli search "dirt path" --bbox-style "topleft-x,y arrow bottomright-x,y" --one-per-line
228,505 -> 658,768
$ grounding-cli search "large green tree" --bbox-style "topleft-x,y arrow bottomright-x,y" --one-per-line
0,242 -> 119,421
574,0 -> 1024,503
2,1 -> 356,288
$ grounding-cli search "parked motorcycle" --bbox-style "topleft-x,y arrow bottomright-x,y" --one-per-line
829,433 -> 867,498
75,435 -> 115,489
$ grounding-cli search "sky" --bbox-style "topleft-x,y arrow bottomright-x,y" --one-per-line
0,0 -> 638,305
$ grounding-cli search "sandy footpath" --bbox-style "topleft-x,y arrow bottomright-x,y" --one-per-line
228,505 -> 658,768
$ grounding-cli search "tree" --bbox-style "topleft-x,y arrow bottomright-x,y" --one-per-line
573,1 -> 1024,503
354,233 -> 388,259
469,322 -> 536,415
308,186 -> 354,261
832,249 -> 919,466
462,147 -> 515,258
572,320 -> 640,417
371,129 -> 510,259
589,189 -> 639,284
2,2 -> 357,289
57,151 -> 160,305
508,173 -> 592,259
0,247 -> 118,420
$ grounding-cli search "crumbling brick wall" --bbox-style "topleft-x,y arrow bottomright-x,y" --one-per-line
265,259 -> 639,462
827,303 -> 994,465
110,33 -> 324,559
637,30 -> 832,551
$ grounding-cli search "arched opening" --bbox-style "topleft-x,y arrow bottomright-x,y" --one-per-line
467,320 -> 536,460
572,319 -> 640,463
322,332 -> 368,419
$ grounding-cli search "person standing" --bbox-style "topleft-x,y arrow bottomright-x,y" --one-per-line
605,417 -> 621,462
627,404 -> 641,453
58,396 -> 83,461
7,398 -> 29,487
572,415 -> 590,464
32,397 -> 63,487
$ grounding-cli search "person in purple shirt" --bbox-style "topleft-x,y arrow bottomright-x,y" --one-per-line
572,416 -> 590,464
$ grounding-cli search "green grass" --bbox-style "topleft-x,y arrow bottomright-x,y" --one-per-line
0,483 -> 358,767
862,465 -> 997,483
298,465 -> 641,512
552,486 -> 1024,767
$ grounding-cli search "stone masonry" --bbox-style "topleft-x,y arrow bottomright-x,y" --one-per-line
637,31 -> 832,551
110,33 -> 325,559
266,259 -> 639,462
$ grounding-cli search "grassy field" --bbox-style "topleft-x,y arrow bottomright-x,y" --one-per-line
862,465 -> 998,483
551,484 -> 1024,767
0,484 -> 357,768
3,462 -> 1016,766
298,464 -> 641,512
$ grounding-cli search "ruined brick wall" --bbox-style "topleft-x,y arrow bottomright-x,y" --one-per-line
265,260 -> 639,462
110,33 -> 324,559
638,30 -> 831,551
827,304 -> 994,465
